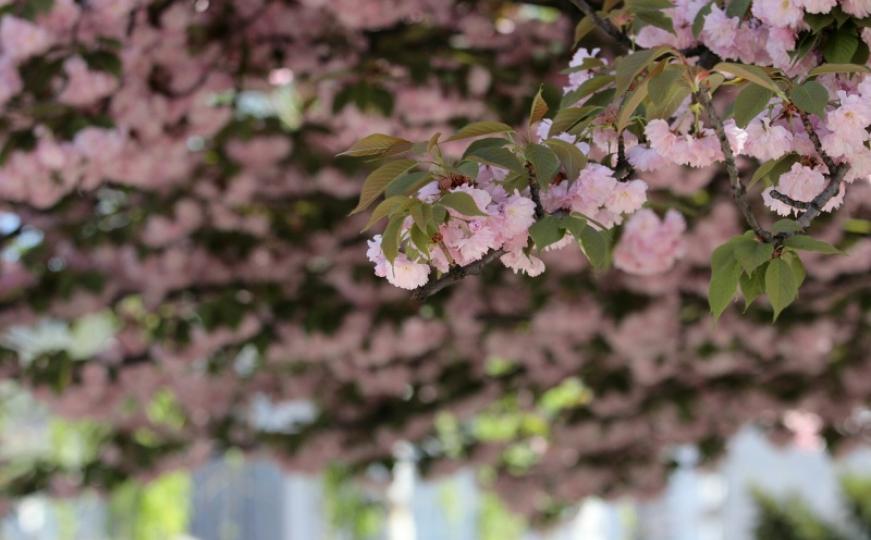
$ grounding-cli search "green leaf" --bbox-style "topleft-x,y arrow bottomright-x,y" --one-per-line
574,16 -> 596,45
340,134 -> 413,157
432,205 -> 447,226
409,201 -> 428,232
466,145 -> 524,173
583,88 -> 617,110
788,80 -> 829,117
783,234 -> 842,254
725,0 -> 751,18
350,159 -> 417,214
692,1 -> 713,38
646,66 -> 690,120
765,257 -> 797,321
617,80 -> 649,131
804,12 -> 835,32
615,47 -> 670,96
381,215 -> 404,264
560,215 -> 588,238
628,0 -> 675,32
635,9 -> 675,32
445,121 -> 514,142
544,139 -> 587,182
772,219 -> 802,234
385,171 -> 433,197
362,195 -> 410,231
851,39 -> 870,64
791,32 -> 820,64
561,75 -> 614,108
549,106 -> 599,135
708,242 -> 742,321
733,84 -> 774,128
749,153 -> 800,187
438,191 -> 488,216
823,28 -> 859,63
807,62 -> 871,76
462,137 -> 510,159
739,266 -> 766,311
579,226 -> 609,270
502,172 -> 530,193
713,63 -> 784,96
732,236 -> 774,274
529,86 -> 549,126
784,250 -> 806,287
529,216 -> 564,249
82,50 -> 122,77
526,143 -> 561,186
409,224 -> 431,256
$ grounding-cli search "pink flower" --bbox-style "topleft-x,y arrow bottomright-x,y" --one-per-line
613,209 -> 686,275
795,0 -> 836,13
627,145 -> 669,172
386,254 -> 430,290
498,193 -> 536,239
366,235 -> 431,289
569,164 -> 617,214
745,118 -> 794,161
0,57 -> 21,105
500,249 -> 545,276
367,235 -> 390,278
441,218 -> 499,265
766,27 -> 797,70
821,92 -> 871,157
58,56 -> 118,106
429,246 -> 451,273
0,16 -> 53,60
702,6 -> 739,55
751,0 -> 804,27
605,179 -> 648,215
724,119 -> 748,156
762,163 -> 828,216
448,185 -> 492,218
416,181 -> 441,203
563,48 -> 603,95
842,0 -> 871,17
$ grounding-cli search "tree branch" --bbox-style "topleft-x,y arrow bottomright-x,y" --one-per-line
614,132 -> 634,180
566,0 -> 633,51
693,87 -> 773,243
411,249 -> 506,300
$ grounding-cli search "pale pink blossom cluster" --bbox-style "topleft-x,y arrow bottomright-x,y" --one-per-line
757,80 -> 871,215
366,153 -> 653,288
639,0 -> 868,73
644,118 -> 747,168
762,162 -> 848,216
613,209 -> 687,275
366,177 -> 541,289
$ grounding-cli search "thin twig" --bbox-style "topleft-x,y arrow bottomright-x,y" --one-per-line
693,87 -> 773,242
768,190 -> 812,210
793,165 -> 848,231
526,162 -> 546,219
798,112 -> 837,174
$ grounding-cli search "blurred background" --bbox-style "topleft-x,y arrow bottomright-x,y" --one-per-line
0,0 -> 869,539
